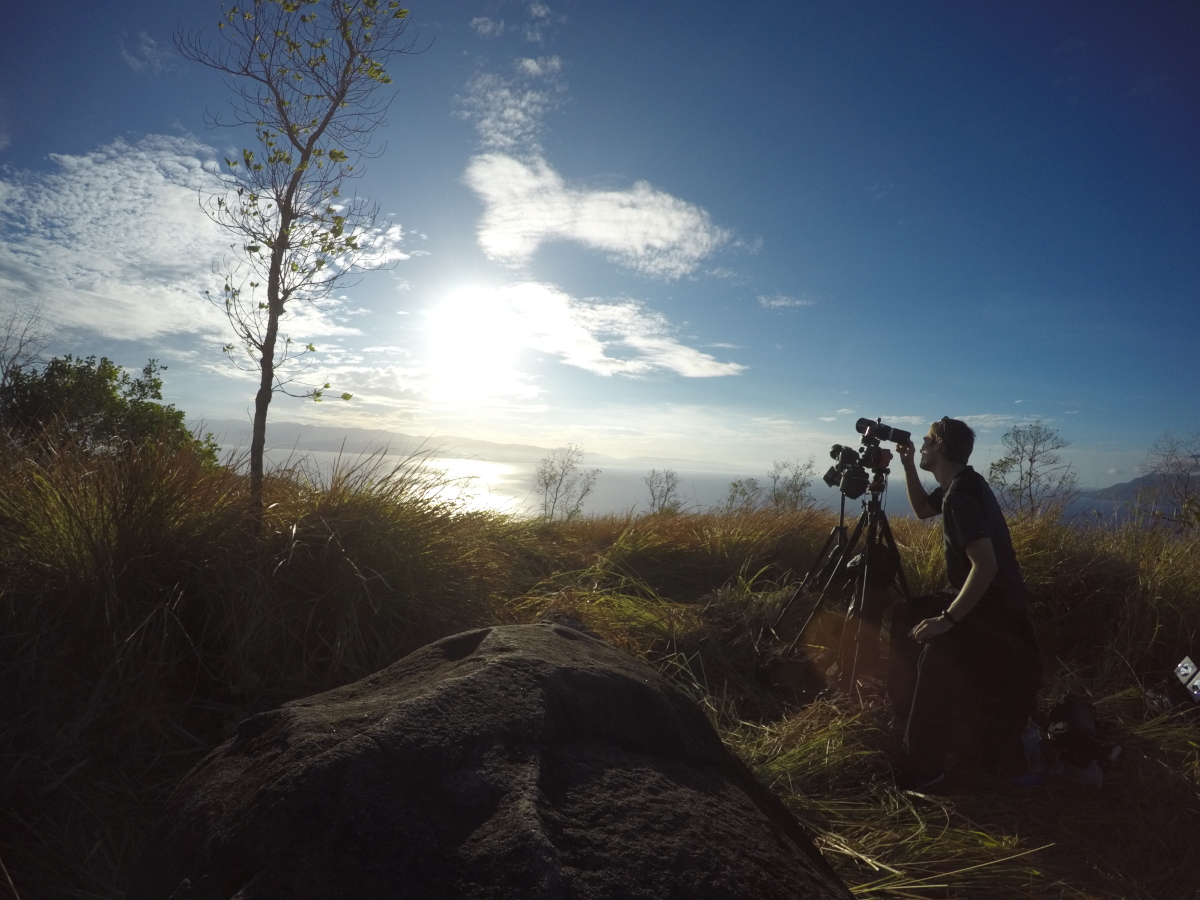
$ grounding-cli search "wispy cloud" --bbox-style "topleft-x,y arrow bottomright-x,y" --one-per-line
0,135 -> 229,339
458,72 -> 564,155
759,293 -> 815,309
119,31 -> 171,75
422,281 -> 743,403
469,17 -> 505,38
459,29 -> 728,280
516,56 -> 562,78
0,135 -> 406,346
522,2 -> 558,42
876,414 -> 1020,432
954,413 -> 1021,431
465,154 -> 729,278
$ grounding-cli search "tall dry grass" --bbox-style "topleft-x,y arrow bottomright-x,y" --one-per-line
510,506 -> 1200,898
0,441 -> 520,897
2,445 -> 1198,899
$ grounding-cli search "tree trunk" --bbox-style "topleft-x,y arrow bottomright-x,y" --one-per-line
249,214 -> 291,520
248,329 -> 276,519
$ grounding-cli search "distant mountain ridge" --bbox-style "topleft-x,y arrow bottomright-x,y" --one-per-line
1082,473 -> 1172,502
195,419 -> 744,472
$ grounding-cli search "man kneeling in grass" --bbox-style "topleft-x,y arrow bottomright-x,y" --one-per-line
888,417 -> 1042,791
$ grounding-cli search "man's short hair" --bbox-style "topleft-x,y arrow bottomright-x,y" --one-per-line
929,417 -> 975,464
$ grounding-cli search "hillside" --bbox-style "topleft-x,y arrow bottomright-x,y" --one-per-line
1,441 -> 1198,898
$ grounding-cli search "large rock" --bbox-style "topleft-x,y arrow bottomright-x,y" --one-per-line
128,623 -> 851,899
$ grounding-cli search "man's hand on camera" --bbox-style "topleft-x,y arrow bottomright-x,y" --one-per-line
895,437 -> 916,466
909,614 -> 954,642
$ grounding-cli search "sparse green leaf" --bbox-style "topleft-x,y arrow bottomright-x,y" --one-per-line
182,0 -> 413,506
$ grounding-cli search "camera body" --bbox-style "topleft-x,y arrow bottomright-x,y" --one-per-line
822,418 -> 912,499
823,444 -> 870,498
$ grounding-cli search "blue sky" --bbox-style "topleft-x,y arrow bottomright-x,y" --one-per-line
1,0 -> 1197,508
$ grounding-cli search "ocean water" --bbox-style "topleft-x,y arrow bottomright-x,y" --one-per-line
256,447 -> 913,518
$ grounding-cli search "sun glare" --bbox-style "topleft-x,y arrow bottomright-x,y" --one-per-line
424,285 -> 537,404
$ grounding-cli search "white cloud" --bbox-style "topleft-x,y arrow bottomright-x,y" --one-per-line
465,154 -> 729,279
457,31 -> 728,280
954,414 -> 1021,431
758,293 -> 814,309
119,31 -> 171,75
836,408 -> 856,415
469,17 -> 505,37
0,135 -> 229,339
421,282 -> 743,403
516,56 -> 563,77
0,135 -> 406,345
523,2 -> 556,41
458,72 -> 563,155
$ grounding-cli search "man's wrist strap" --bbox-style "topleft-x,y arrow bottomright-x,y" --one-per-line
943,609 -> 962,625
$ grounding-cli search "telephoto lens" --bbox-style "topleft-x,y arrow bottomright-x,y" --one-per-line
856,418 -> 911,445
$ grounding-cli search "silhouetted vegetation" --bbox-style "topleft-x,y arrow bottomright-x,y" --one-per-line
1,436 -> 1198,898
0,354 -> 217,462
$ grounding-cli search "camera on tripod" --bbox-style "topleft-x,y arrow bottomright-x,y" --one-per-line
772,417 -> 915,699
822,418 -> 912,499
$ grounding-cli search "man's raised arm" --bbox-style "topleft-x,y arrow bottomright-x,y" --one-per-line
895,437 -> 937,519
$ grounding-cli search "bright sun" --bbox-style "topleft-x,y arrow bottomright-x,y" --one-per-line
424,285 -> 536,404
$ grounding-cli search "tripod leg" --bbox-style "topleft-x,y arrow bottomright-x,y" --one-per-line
839,502 -> 895,697
773,525 -> 846,638
836,577 -> 867,693
787,512 -> 867,656
877,511 -> 913,600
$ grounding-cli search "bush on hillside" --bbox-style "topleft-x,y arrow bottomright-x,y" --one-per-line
0,354 -> 217,462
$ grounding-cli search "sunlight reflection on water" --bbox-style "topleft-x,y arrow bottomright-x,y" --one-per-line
259,448 -> 536,514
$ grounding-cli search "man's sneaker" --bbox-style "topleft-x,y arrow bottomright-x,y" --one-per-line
895,769 -> 946,792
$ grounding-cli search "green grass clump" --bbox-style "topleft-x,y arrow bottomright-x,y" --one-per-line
2,444 -> 1199,899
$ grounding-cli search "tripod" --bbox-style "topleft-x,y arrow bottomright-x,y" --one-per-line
781,469 -> 912,697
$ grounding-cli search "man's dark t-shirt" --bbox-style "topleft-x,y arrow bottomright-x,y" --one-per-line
927,466 -> 1028,611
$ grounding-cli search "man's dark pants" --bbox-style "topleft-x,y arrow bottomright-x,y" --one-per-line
888,591 -> 1042,776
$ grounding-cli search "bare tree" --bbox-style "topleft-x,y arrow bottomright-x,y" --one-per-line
0,305 -> 50,441
644,468 -> 681,514
987,420 -> 1080,517
176,0 -> 416,512
724,477 -> 765,514
535,444 -> 599,522
1146,430 -> 1200,531
0,305 -> 49,395
723,458 -> 817,515
768,457 -> 816,511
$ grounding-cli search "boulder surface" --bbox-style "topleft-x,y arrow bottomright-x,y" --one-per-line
128,623 -> 851,899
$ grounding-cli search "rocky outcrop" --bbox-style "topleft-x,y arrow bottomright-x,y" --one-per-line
128,623 -> 851,899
